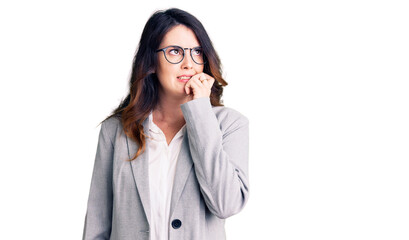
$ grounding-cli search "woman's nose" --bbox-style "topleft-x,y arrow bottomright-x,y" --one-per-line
181,50 -> 194,69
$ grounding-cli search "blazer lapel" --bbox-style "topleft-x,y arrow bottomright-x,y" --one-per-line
126,117 -> 151,226
125,117 -> 194,223
169,132 -> 194,217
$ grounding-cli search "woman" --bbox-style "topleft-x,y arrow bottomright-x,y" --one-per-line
83,8 -> 249,240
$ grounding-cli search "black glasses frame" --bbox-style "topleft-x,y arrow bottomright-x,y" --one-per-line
156,45 -> 206,65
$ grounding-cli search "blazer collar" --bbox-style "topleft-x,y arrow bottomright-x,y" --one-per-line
126,115 -> 194,226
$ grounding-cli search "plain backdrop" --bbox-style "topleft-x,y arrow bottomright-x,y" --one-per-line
0,0 -> 408,239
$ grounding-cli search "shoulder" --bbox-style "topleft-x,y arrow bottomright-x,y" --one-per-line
101,115 -> 122,130
100,115 -> 123,142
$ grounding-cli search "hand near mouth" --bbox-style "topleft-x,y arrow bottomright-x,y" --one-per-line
184,72 -> 215,100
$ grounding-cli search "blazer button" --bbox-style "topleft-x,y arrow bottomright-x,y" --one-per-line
171,219 -> 182,229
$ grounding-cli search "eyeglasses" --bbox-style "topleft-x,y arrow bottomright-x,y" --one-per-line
156,45 -> 205,65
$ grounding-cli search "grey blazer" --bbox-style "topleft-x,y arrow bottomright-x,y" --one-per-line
83,97 -> 249,240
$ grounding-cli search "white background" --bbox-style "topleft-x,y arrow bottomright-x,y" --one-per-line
1,0 -> 408,239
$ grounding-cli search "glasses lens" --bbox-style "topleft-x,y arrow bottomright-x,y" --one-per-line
191,47 -> 204,64
165,46 -> 184,64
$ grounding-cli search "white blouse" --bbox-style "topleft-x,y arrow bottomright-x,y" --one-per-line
147,111 -> 187,240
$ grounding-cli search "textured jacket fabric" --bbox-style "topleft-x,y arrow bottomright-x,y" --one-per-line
82,97 -> 250,240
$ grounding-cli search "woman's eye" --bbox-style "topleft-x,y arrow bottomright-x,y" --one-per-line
169,49 -> 181,55
193,49 -> 202,55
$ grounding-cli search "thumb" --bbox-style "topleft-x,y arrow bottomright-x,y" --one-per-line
185,83 -> 190,95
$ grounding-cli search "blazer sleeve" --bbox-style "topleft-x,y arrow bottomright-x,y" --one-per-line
83,121 -> 114,240
180,97 -> 250,219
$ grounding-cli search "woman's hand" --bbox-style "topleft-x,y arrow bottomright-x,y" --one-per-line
184,73 -> 215,100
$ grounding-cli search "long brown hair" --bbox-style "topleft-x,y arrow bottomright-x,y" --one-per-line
102,8 -> 227,161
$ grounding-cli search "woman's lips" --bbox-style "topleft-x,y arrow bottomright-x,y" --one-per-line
177,76 -> 192,83
177,78 -> 189,83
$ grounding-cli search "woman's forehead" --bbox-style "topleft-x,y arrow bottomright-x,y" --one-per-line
160,25 -> 200,48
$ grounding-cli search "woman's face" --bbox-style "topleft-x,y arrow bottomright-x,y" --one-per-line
155,25 -> 204,98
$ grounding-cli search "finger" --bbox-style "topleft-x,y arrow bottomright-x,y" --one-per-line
194,77 -> 205,86
209,77 -> 215,86
189,78 -> 201,90
203,77 -> 215,87
185,74 -> 200,91
201,78 -> 210,88
200,75 -> 214,89
185,83 -> 191,95
198,73 -> 209,83
200,72 -> 207,80
190,72 -> 203,81
200,73 -> 214,83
